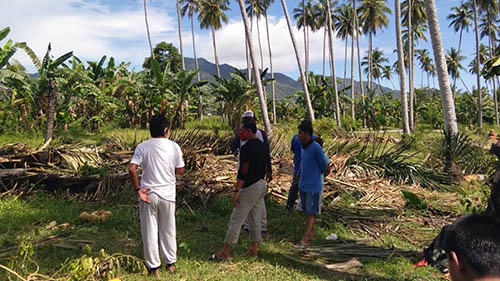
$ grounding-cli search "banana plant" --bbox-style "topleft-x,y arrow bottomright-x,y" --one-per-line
35,43 -> 73,143
211,69 -> 256,130
166,69 -> 207,129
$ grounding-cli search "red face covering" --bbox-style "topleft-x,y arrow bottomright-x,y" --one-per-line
238,129 -> 248,140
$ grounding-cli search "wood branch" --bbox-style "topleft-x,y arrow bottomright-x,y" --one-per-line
0,168 -> 35,178
279,253 -> 362,271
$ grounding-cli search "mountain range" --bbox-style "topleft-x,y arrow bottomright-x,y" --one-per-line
184,57 -> 396,100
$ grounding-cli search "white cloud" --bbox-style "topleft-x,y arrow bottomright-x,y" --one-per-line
183,16 -> 347,74
2,0 -> 364,78
1,0 -> 176,71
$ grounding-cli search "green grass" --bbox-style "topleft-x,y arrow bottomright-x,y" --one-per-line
0,188 -> 449,281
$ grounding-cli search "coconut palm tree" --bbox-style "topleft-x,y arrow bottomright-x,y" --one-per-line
313,0 -> 337,78
362,48 -> 389,93
447,2 -> 472,92
324,0 -> 341,126
334,3 -> 353,90
471,0 -> 482,127
280,0 -> 314,120
359,0 -> 391,92
424,0 -> 458,134
246,0 -> 266,71
354,0 -> 365,124
236,0 -> 272,135
395,0 -> 410,134
262,0 -> 277,124
198,0 -> 230,79
143,0 -> 154,59
293,0 -> 317,83
445,47 -> 466,90
469,0 -> 498,127
381,65 -> 396,90
447,2 -> 472,56
415,48 -> 431,87
181,0 -> 200,78
180,0 -> 202,119
402,0 -> 427,130
479,10 -> 500,125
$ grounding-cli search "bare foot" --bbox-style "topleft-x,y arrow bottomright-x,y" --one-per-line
245,248 -> 258,257
151,268 -> 160,278
215,250 -> 229,260
167,264 -> 175,273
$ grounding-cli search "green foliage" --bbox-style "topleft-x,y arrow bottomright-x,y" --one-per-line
401,190 -> 427,210
142,42 -> 182,72
78,164 -> 109,176
340,115 -> 362,131
312,118 -> 337,138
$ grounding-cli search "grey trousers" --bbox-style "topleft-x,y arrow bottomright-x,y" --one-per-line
224,179 -> 267,245
139,193 -> 176,269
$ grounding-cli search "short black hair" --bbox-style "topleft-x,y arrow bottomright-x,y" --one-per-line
149,114 -> 169,138
298,119 -> 313,136
444,214 -> 500,276
241,117 -> 257,134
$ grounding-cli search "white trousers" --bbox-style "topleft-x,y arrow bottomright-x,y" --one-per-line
139,193 -> 176,269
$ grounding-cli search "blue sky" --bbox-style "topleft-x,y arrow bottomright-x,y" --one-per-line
1,0 -> 487,92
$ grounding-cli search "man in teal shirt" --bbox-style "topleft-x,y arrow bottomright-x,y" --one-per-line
296,120 -> 330,247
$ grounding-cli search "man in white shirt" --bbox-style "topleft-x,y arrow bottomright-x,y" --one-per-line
129,114 -> 185,278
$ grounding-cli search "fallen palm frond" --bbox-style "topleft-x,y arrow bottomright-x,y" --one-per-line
307,239 -> 419,263
1,248 -> 145,281
344,138 -> 453,191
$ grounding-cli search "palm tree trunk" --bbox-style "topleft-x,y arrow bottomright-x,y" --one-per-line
323,28 -> 327,77
45,78 -> 57,143
265,13 -> 277,124
424,0 -> 458,135
489,35 -> 499,126
191,16 -> 202,121
355,10 -> 366,128
280,0 -> 314,120
306,27 -> 310,81
350,27 -> 356,118
303,0 -> 308,83
256,16 -> 266,104
246,35 -> 251,81
343,35 -> 348,90
368,32 -> 373,91
408,0 -> 415,130
256,17 -> 264,71
143,0 -> 154,59
191,17 -> 201,82
473,0 -> 482,128
453,28 -> 464,92
326,0 -> 341,127
177,0 -> 185,70
211,27 -> 221,78
236,0 -> 272,136
396,0 -> 410,134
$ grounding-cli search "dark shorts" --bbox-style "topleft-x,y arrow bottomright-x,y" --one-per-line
299,191 -> 321,215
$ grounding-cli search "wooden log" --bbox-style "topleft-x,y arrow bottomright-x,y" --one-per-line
0,168 -> 35,178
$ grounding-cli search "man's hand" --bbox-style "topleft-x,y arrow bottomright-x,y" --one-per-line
138,188 -> 151,203
232,191 -> 239,207
266,173 -> 273,183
